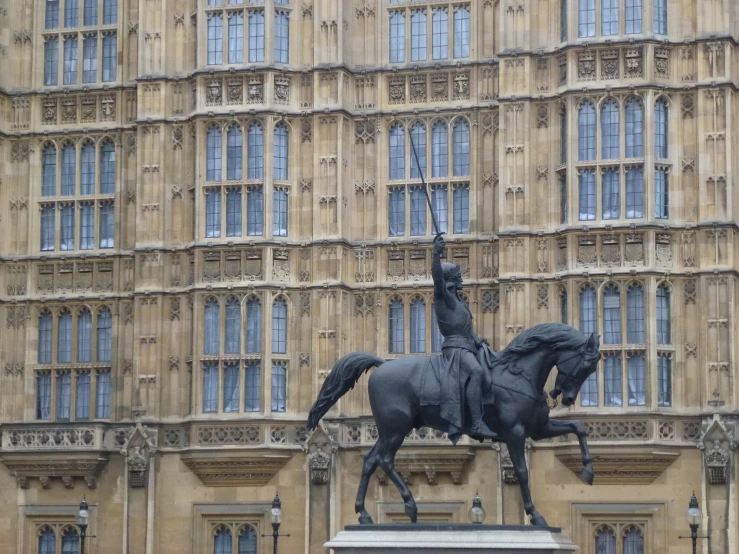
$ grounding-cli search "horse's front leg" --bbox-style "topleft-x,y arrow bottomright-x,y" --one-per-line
505,427 -> 548,527
531,419 -> 594,485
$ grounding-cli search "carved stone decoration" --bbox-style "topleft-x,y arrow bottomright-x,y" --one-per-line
409,75 -> 426,103
170,297 -> 181,321
558,54 -> 567,86
681,231 -> 696,267
300,292 -> 311,316
305,425 -> 336,485
274,76 -> 290,104
654,47 -> 670,78
577,52 -> 596,82
481,290 -> 500,313
601,49 -> 619,80
408,250 -> 426,280
80,96 -> 97,123
4,363 -> 24,376
683,280 -> 697,304
42,98 -> 58,125
171,126 -> 183,150
625,233 -> 644,266
624,47 -> 643,78
10,140 -> 31,163
536,105 -> 548,128
273,249 -> 290,281
681,94 -> 694,118
245,249 -> 262,280
301,118 -> 312,143
206,79 -> 222,106
247,76 -> 264,104
431,73 -> 448,102
655,233 -> 672,267
697,415 -> 737,486
536,285 -> 549,309
388,75 -> 405,104
499,445 -> 519,484
61,97 -> 77,124
452,71 -> 470,100
226,77 -> 243,105
355,120 -> 376,144
387,250 -> 405,281
577,235 -> 597,268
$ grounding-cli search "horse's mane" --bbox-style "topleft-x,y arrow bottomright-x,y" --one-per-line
495,323 -> 592,366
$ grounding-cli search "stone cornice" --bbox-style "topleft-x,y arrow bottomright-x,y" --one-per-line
180,449 -> 293,487
555,445 -> 680,484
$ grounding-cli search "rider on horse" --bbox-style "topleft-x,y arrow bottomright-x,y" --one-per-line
432,234 -> 496,442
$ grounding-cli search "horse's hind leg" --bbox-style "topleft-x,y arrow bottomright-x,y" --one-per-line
355,441 -> 381,524
377,433 -> 418,523
506,427 -> 548,527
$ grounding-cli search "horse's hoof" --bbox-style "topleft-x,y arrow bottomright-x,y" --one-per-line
530,514 -> 549,527
580,467 -> 595,485
358,515 -> 374,525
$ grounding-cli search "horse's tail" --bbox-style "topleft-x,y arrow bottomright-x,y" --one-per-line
307,352 -> 385,431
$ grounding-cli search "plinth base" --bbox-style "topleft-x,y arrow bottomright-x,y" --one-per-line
325,524 -> 579,554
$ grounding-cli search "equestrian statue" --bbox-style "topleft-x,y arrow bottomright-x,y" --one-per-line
307,136 -> 602,528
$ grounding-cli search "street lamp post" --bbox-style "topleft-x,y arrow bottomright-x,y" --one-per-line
468,492 -> 486,524
262,492 -> 290,554
678,492 -> 709,554
76,498 -> 89,554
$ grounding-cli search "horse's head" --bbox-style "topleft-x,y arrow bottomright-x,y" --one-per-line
553,332 -> 601,407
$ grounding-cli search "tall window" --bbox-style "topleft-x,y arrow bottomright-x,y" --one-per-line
389,11 -> 405,63
627,354 -> 646,405
63,36 -> 78,85
656,285 -> 670,344
228,13 -> 244,64
249,10 -> 265,62
58,311 -> 73,363
389,187 -> 405,236
102,34 -> 116,82
389,123 -> 405,180
96,370 -> 111,417
78,309 -> 92,363
61,528 -> 79,554
103,0 -> 118,25
579,286 -> 597,406
411,9 -> 427,61
225,299 -> 241,355
46,0 -> 60,29
601,100 -> 619,159
655,168 -> 669,219
84,0 -> 98,26
601,0 -> 618,36
62,144 -> 76,195
578,0 -> 595,37
273,188 -> 288,237
560,107 -> 567,164
208,14 -> 224,65
65,0 -> 79,27
273,124 -> 288,180
99,202 -> 114,248
654,0 -> 667,34
81,142 -> 95,195
603,284 -> 621,344
100,141 -> 115,194
272,299 -> 287,354
578,169 -> 595,221
226,189 -> 242,237
227,126 -> 243,180
578,101 -> 596,161
60,205 -> 75,251
41,206 -> 56,251
452,6 -> 470,58
245,362 -> 261,411
625,99 -> 643,158
389,299 -> 404,354
207,126 -> 222,181
432,8 -> 448,60
247,188 -> 263,236
274,10 -> 289,63
203,363 -> 218,413
97,308 -> 112,361
214,527 -> 232,554
604,354 -> 622,406
626,284 -> 644,343
654,99 -> 668,158
239,527 -> 258,554
410,298 -> 426,353
223,363 -> 240,412
453,185 -> 469,234
246,298 -> 262,353
560,0 -> 567,42
625,0 -> 642,34
409,187 -> 426,236
658,354 -> 671,407
625,167 -> 643,218
39,528 -> 56,554
432,185 -> 448,234
56,372 -> 71,420
271,362 -> 287,412
410,123 -> 426,179
37,373 -> 52,419
432,121 -> 448,178
595,527 -> 616,554
45,38 -> 59,85
80,203 -> 94,249
247,123 -> 263,179
560,175 -> 567,224
82,36 -> 97,83
42,145 -> 57,197
206,190 -> 221,237
204,300 -> 220,355
602,169 -> 619,219
453,120 -> 470,176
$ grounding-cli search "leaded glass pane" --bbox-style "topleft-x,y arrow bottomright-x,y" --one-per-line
206,189 -> 222,238
43,145 -> 57,196
61,528 -> 79,554
204,300 -> 220,355
432,185 -> 448,234
657,355 -> 672,407
625,99 -> 643,157
80,203 -> 94,250
432,121 -> 448,178
656,286 -> 670,344
238,527 -> 258,554
45,38 -> 59,86
654,0 -> 667,34
223,363 -> 240,413
76,372 -> 91,420
214,527 -> 232,554
578,170 -> 596,220
247,124 -> 264,179
37,373 -> 52,419
227,189 -> 242,237
578,101 -> 596,160
601,101 -> 619,159
595,527 -> 616,554
246,298 -> 262,353
272,299 -> 287,354
271,362 -> 287,412
203,363 -> 218,413
225,300 -> 241,354
601,0 -> 618,36
410,298 -> 426,353
578,0 -> 595,37
389,188 -> 405,236
453,120 -> 470,176
655,168 -> 669,219
432,8 -> 448,60
453,185 -> 469,234
81,142 -> 95,194
389,124 -> 405,180
100,141 -> 115,193
411,9 -> 426,62
602,169 -> 619,219
82,36 -> 97,83
41,206 -> 56,251
604,355 -> 622,406
39,529 -> 55,554
97,309 -> 112,361
208,14 -> 223,65
249,10 -> 265,62
390,11 -> 405,63
625,167 -> 643,218
410,123 -> 426,179
102,34 -> 116,82
60,205 -> 75,251
654,99 -> 668,158
627,354 -> 646,406
78,310 -> 92,362
625,0 -> 642,34
409,187 -> 426,236
245,362 -> 261,411
274,11 -> 289,63
453,6 -> 470,58
273,188 -> 288,237
207,126 -> 222,181
247,188 -> 263,235
84,0 -> 97,26
227,125 -> 243,180
46,0 -> 60,29
273,124 -> 288,180
229,12 -> 244,64
389,299 -> 404,353
63,36 -> 78,85
627,284 -> 644,343
62,144 -> 76,195
57,372 -> 71,420
603,285 -> 621,344
58,311 -> 73,363
39,312 -> 53,364
104,0 -> 118,25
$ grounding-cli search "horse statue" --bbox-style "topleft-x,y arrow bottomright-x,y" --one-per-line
307,323 -> 602,527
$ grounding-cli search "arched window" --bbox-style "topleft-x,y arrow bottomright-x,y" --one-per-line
204,299 -> 220,355
389,123 -> 405,180
78,309 -> 92,362
238,526 -> 258,554
56,370 -> 71,420
410,122 -> 426,179
601,100 -> 619,159
208,13 -> 224,65
272,298 -> 287,354
625,98 -> 643,158
225,299 -> 241,354
76,369 -> 91,420
410,9 -> 427,62
97,308 -> 112,362
100,140 -> 115,194
207,126 -> 222,181
273,124 -> 288,180
42,144 -> 57,197
247,124 -> 264,179
246,298 -> 262,353
39,311 -> 53,364
623,526 -> 644,554
214,527 -> 232,554
452,5 -> 470,58
61,144 -> 76,195
579,286 -> 597,406
274,10 -> 289,63
227,125 -> 243,180
81,142 -> 95,195
453,119 -> 470,176
656,285 -> 670,344
410,298 -> 426,353
626,284 -> 644,343
271,361 -> 287,412
655,99 -> 668,159
58,309 -> 73,363
578,101 -> 596,161
603,285 -> 621,344
389,298 -> 404,354
61,528 -> 79,554
431,302 -> 443,352
595,526 -> 616,554
38,527 -> 55,554
431,121 -> 448,178
432,7 -> 449,60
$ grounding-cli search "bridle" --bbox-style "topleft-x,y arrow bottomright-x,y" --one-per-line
548,347 -> 591,407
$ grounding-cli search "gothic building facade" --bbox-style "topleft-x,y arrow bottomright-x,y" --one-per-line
0,0 -> 737,553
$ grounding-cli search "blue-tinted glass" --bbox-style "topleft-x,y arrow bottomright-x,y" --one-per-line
81,142 -> 95,194
39,529 -> 55,554
603,285 -> 620,344
432,185 -> 448,234
80,203 -> 94,249
601,101 -> 619,159
657,355 -> 671,407
207,127 -> 222,181
65,0 -> 79,27
604,355 -> 622,406
410,298 -> 426,353
655,168 -> 669,219
560,0 -> 567,42
97,308 -> 112,361
215,528 -> 232,554
389,188 -> 405,236
95,370 -> 110,418
223,363 -> 240,412
225,300 -> 241,354
578,101 -> 596,161
103,0 -> 118,25
654,100 -> 668,158
431,121 -> 448,177
601,0 -> 618,36
82,36 -> 97,83
411,9 -> 426,62
58,311 -> 73,363
409,187 -> 426,236
271,361 -> 287,412
273,124 -> 288,180
627,354 -> 645,406
247,124 -> 263,179
274,11 -> 289,63
46,0 -> 60,29
41,206 -> 56,251
578,0 -> 595,37
249,10 -> 265,62
602,169 -> 619,219
656,286 -> 670,344
453,185 -> 469,234
203,364 -> 218,413
410,123 -> 426,179
625,0 -> 642,34
227,126 -> 243,180
206,189 -> 221,238
272,299 -> 287,354
578,170 -> 595,220
453,120 -> 470,176
390,11 -> 405,63
453,6 -> 470,58
42,145 -> 57,196
63,36 -> 78,85
62,144 -> 76,195
654,0 -> 667,34
625,99 -> 643,158
247,188 -> 263,235
78,310 -> 92,362
37,373 -> 52,419
229,12 -> 244,64
432,8 -> 448,60
389,124 -> 405,180
61,528 -> 79,554
45,38 -> 59,85
102,34 -> 116,82
226,189 -> 242,237
208,14 -> 223,65
246,298 -> 262,353
56,372 -> 71,419
204,300 -> 220,354
625,166 -> 643,218
100,141 -> 115,193
389,299 -> 404,353
245,362 -> 261,411
84,0 -> 97,26
626,284 -> 644,343
60,205 -> 75,251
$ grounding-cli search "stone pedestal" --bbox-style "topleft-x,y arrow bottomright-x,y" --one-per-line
325,524 -> 578,554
